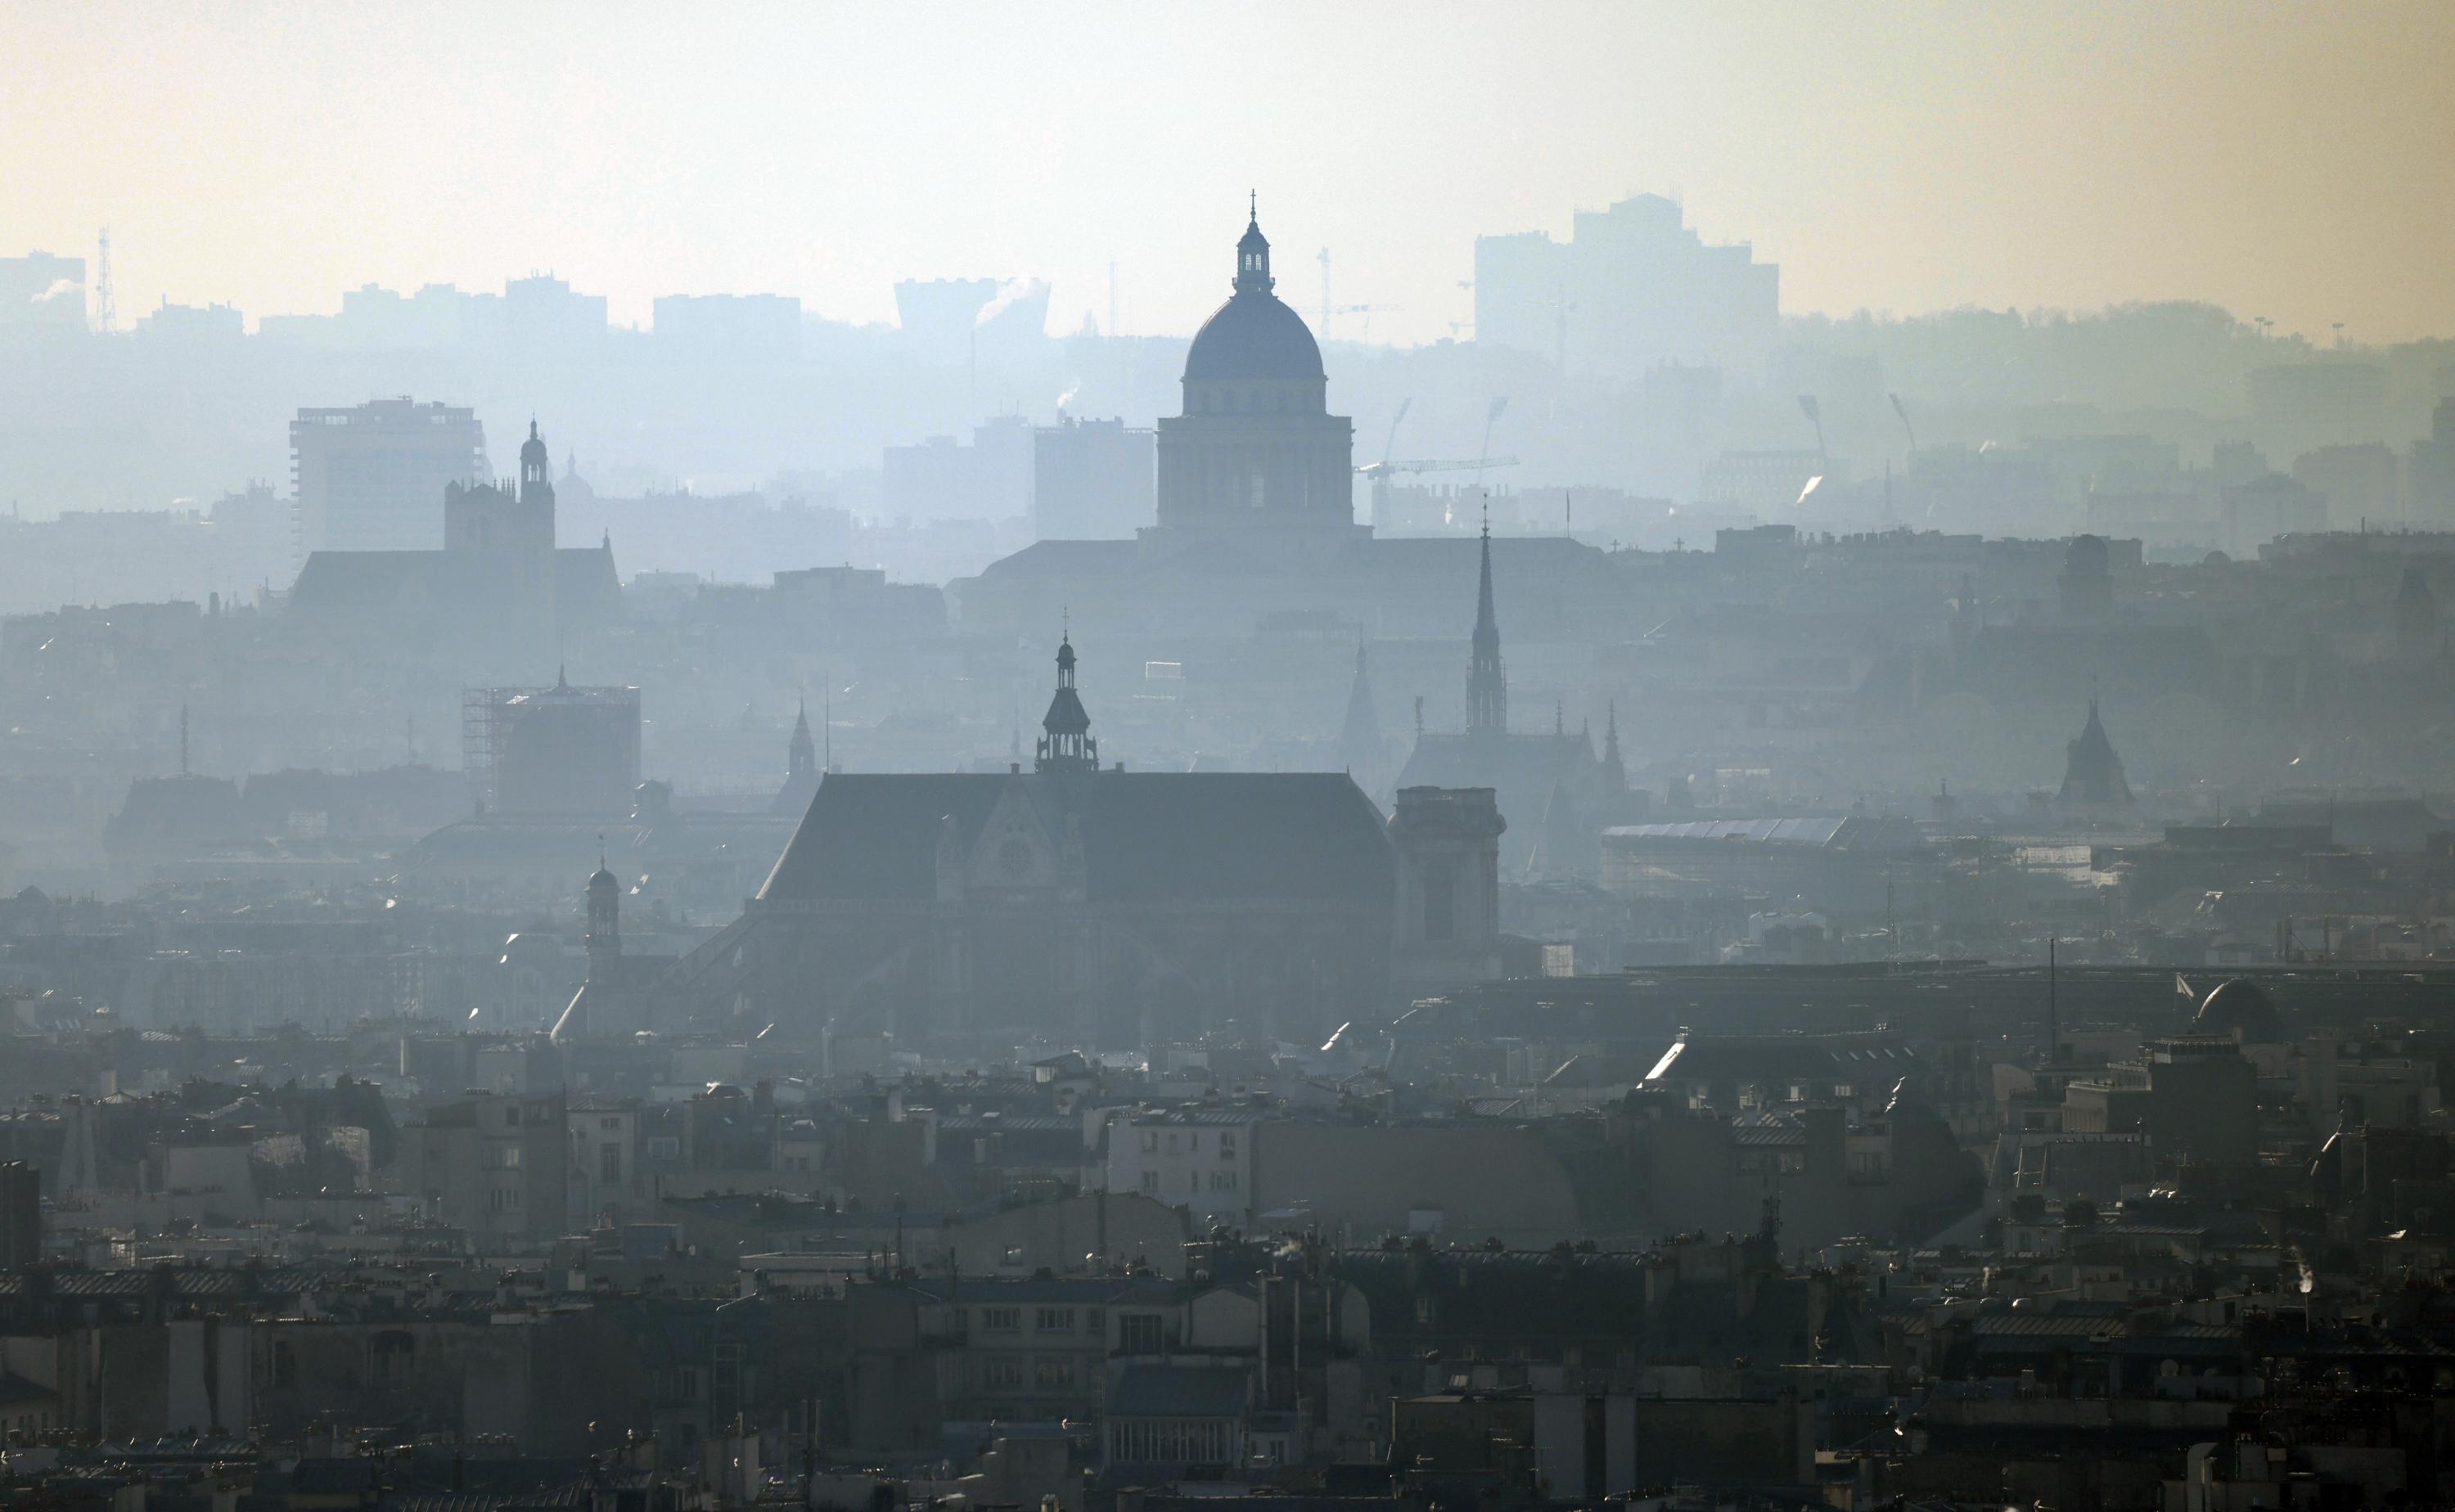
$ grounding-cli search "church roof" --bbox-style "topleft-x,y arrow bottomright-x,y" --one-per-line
758,770 -> 1393,906
1185,290 -> 1323,382
290,545 -> 620,622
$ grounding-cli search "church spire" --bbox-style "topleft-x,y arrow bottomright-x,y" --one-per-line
1466,508 -> 1507,736
1601,701 -> 1627,793
1338,638 -> 1381,778
787,696 -> 815,781
1037,626 -> 1098,772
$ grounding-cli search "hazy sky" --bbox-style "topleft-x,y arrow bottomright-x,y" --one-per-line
7,1 -> 2451,346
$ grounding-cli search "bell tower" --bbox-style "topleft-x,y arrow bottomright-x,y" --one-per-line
585,850 -> 621,981
1035,629 -> 1099,772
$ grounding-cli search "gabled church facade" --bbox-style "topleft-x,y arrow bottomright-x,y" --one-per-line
658,635 -> 1493,1050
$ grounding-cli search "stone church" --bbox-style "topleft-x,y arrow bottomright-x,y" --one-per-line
652,635 -> 1500,1049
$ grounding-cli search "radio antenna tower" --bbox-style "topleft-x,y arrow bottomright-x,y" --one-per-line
94,227 -> 116,333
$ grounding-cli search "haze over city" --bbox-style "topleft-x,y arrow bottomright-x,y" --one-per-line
11,1 -> 2455,342
7,5 -> 2455,1507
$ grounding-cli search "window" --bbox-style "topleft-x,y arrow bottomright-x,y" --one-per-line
1034,1357 -> 1076,1389
505,1107 -> 520,1128
1209,1171 -> 1239,1191
646,1136 -> 681,1159
1218,1132 -> 1236,1159
370,1330 -> 416,1386
982,1307 -> 1021,1333
600,1116 -> 622,1131
1085,1307 -> 1103,1330
1140,1129 -> 1158,1153
1187,1131 -> 1202,1154
271,1339 -> 297,1388
1140,1171 -> 1158,1193
1035,1307 -> 1075,1333
599,1144 -> 622,1182
492,1145 -> 522,1168
984,1357 -> 1024,1388
1119,1314 -> 1163,1354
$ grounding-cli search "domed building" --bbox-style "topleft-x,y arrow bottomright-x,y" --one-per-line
2191,978 -> 2282,1044
1154,200 -> 1359,538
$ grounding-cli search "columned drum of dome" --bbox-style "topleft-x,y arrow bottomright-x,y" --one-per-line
1153,203 -> 1358,537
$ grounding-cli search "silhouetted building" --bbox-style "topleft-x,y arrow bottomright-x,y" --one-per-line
1033,416 -> 1153,540
2056,697 -> 2133,808
1476,192 -> 1779,378
0,1161 -> 38,1271
291,398 -> 487,553
0,251 -> 85,328
2392,565 -> 2440,658
290,420 -> 622,631
2413,399 -> 2455,526
1390,786 -> 1506,998
669,634 -> 1446,1047
1396,520 -> 1619,872
1153,205 -> 1358,539
772,699 -> 822,817
464,671 -> 642,817
551,853 -> 678,1041
884,416 -> 1034,521
1336,641 -> 1386,794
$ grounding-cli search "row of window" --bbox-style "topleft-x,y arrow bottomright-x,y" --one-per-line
975,1305 -> 1100,1334
1192,388 -> 1308,413
1139,1170 -> 1239,1193
1137,1129 -> 1237,1157
982,1356 -> 1080,1390
1109,1418 -> 1238,1465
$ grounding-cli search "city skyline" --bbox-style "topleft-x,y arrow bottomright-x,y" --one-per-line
8,0 -> 2453,346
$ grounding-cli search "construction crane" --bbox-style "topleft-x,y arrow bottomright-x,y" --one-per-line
1356,456 -> 1519,480
1324,304 -> 1400,340
1312,248 -> 1401,339
1375,398 -> 1412,472
1355,398 -> 1516,479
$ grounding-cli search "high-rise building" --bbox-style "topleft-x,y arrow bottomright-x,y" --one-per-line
0,252 -> 86,328
1475,193 -> 1779,379
2409,399 -> 2455,527
1153,205 -> 1358,538
291,398 -> 488,554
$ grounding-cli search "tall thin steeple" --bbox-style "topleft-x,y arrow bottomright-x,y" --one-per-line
1466,509 -> 1507,736
1338,639 -> 1381,776
1601,702 -> 1627,793
787,697 -> 815,781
